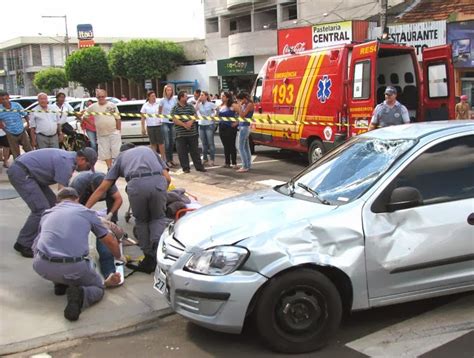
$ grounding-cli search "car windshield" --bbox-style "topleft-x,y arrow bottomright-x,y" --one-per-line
280,137 -> 417,205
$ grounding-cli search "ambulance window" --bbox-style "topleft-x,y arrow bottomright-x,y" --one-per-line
353,61 -> 371,100
254,78 -> 263,103
427,63 -> 448,98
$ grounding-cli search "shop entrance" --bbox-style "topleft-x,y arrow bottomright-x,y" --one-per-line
221,75 -> 257,93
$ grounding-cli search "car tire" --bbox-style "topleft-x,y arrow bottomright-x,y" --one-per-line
254,269 -> 342,354
308,139 -> 324,164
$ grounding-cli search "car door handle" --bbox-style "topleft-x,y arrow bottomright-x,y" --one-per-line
468,213 -> 474,225
131,123 -> 137,126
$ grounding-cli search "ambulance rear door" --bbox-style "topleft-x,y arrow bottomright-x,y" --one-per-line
251,60 -> 275,145
421,45 -> 455,121
347,42 -> 378,136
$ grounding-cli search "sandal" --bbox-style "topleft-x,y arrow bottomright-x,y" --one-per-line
236,168 -> 249,173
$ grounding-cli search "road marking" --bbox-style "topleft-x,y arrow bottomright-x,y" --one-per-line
256,179 -> 286,187
346,295 -> 474,357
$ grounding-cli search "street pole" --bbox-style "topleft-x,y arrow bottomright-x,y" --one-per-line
380,0 -> 388,36
64,15 -> 70,58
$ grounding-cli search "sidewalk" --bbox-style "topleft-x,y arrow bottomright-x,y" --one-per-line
0,161 -> 244,356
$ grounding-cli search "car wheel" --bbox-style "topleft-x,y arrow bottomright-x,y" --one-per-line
308,139 -> 324,164
254,269 -> 342,354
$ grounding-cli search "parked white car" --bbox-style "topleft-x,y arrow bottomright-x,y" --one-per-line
154,121 -> 474,353
116,100 -> 148,143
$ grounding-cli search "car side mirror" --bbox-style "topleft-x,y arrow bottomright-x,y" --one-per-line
386,186 -> 423,212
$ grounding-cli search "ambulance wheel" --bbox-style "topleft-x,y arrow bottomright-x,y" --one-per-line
254,269 -> 342,353
308,140 -> 324,164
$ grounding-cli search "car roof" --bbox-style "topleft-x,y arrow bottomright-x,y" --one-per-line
360,121 -> 474,140
117,100 -> 146,106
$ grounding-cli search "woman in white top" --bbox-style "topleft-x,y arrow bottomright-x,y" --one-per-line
195,91 -> 217,166
159,84 -> 178,167
141,90 -> 165,159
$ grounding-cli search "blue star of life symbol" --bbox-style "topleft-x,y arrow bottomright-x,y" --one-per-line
317,75 -> 332,103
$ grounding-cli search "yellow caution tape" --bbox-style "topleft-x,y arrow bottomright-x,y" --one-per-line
0,109 -> 369,128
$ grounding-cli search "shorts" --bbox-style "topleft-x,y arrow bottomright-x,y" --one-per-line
147,125 -> 163,145
0,135 -> 9,147
97,132 -> 121,160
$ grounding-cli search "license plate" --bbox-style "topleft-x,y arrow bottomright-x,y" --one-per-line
154,277 -> 166,294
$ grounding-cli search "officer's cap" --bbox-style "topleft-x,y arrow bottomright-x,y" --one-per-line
57,187 -> 79,201
77,147 -> 98,168
384,86 -> 397,95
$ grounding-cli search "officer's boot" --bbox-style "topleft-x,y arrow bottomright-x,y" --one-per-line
64,286 -> 84,321
126,254 -> 157,274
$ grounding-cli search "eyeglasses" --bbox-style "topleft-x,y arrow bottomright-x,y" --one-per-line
97,96 -> 106,99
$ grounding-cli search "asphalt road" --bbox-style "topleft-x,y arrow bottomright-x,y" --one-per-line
51,292 -> 474,357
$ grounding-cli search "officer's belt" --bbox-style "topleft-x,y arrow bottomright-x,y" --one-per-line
38,251 -> 86,263
125,171 -> 161,182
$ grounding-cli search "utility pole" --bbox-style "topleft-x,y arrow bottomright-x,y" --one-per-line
42,15 -> 70,59
380,0 -> 388,36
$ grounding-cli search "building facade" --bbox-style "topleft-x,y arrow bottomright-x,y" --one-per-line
203,0 -> 406,94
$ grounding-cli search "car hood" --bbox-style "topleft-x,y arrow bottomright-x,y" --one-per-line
173,188 -> 336,249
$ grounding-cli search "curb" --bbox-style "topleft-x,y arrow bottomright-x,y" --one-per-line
2,308 -> 174,357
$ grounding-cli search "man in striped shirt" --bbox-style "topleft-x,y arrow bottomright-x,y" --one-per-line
171,91 -> 206,173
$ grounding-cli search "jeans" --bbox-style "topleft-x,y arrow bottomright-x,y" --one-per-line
161,123 -> 175,162
238,126 -> 252,169
199,124 -> 215,161
96,239 -> 115,278
86,130 -> 97,152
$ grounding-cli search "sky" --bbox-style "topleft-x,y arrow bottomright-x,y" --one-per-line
0,0 -> 205,43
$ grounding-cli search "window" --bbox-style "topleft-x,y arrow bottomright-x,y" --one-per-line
392,135 -> 474,206
427,63 -> 448,98
353,61 -> 371,99
253,78 -> 263,103
230,20 -> 237,32
117,104 -> 143,121
206,18 -> 219,34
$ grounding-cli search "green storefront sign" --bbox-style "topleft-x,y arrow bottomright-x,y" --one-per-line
218,56 -> 254,76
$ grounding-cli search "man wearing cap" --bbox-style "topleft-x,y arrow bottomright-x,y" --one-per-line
369,86 -> 410,130
32,187 -> 121,321
86,144 -> 171,273
7,147 -> 98,258
455,95 -> 471,120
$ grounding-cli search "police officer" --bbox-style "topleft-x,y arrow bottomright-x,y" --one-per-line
8,147 -> 97,258
32,187 -> 121,321
70,171 -> 123,280
86,144 -> 171,273
369,86 -> 410,130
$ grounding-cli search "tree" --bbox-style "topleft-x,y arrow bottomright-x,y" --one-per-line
33,67 -> 68,94
108,39 -> 185,84
65,46 -> 112,95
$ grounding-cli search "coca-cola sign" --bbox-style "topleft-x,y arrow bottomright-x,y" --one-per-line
278,27 -> 313,55
282,42 -> 307,55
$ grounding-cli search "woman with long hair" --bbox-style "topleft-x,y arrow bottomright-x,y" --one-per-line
218,91 -> 239,168
195,91 -> 217,166
159,84 -> 177,167
141,90 -> 165,159
235,91 -> 254,172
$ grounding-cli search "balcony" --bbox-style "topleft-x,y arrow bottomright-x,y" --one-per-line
227,0 -> 266,11
228,29 -> 277,58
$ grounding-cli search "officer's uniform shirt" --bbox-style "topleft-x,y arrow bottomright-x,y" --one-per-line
34,201 -> 109,258
16,148 -> 76,186
371,100 -> 410,128
70,171 -> 119,205
29,104 -> 60,136
105,146 -> 168,191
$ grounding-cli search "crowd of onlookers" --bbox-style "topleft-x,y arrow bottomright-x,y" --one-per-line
0,86 -> 255,174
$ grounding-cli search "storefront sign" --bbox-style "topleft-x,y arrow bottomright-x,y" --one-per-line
77,24 -> 95,48
218,56 -> 254,76
370,21 -> 446,61
447,20 -> 474,68
278,26 -> 313,55
312,21 -> 353,48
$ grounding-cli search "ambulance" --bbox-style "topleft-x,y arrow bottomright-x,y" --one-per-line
250,40 -> 455,163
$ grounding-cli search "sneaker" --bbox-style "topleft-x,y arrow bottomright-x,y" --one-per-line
54,283 -> 68,296
13,242 -> 33,258
126,254 -> 156,274
223,164 -> 231,168
183,168 -> 191,173
166,161 -> 175,168
170,161 -> 178,167
231,165 -> 239,169
64,286 -> 84,321
196,168 -> 207,172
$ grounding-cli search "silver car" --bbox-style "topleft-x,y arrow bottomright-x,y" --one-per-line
154,121 -> 474,353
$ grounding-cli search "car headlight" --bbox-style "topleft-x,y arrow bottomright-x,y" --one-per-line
185,246 -> 249,276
